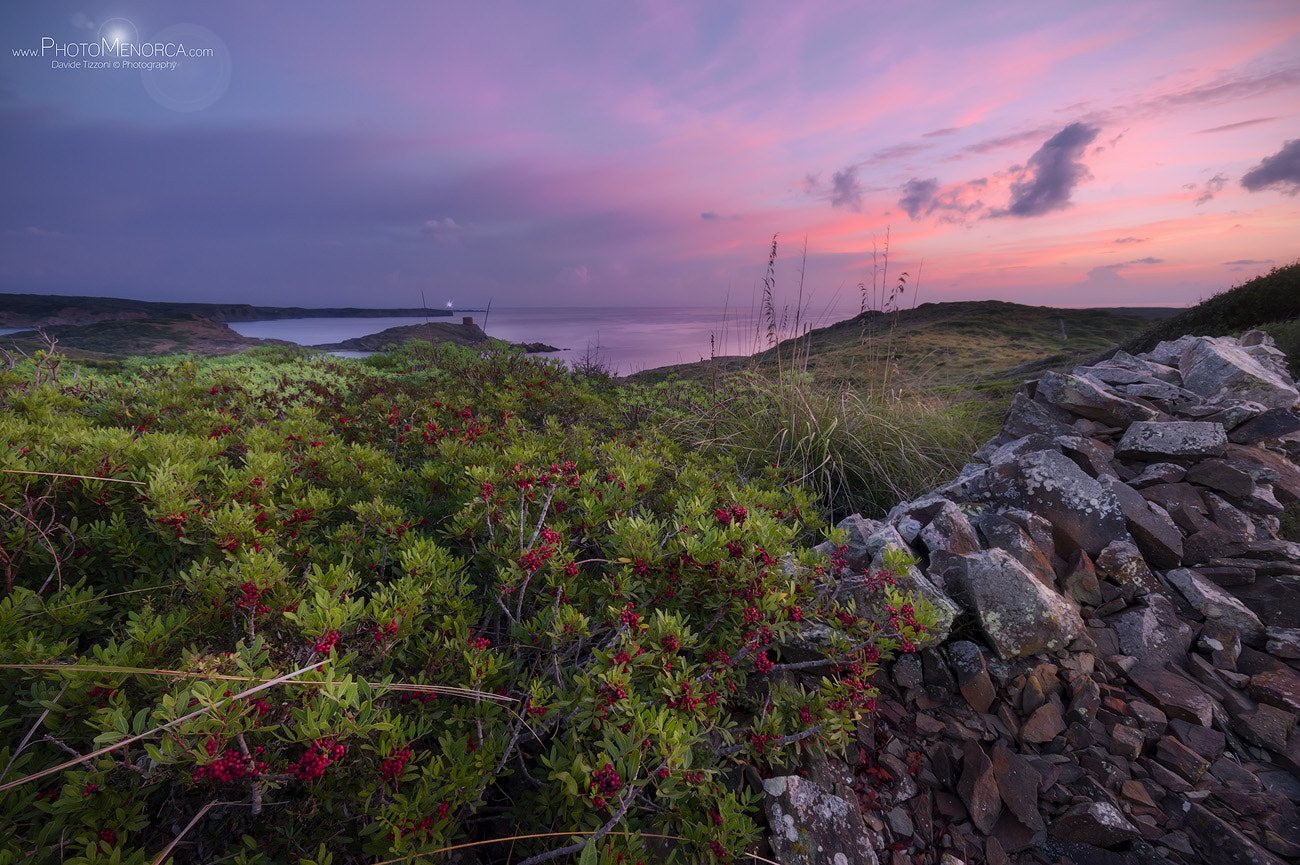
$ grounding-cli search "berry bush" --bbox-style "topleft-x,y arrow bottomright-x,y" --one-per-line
0,343 -> 933,864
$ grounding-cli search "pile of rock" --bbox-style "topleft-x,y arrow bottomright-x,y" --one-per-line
765,332 -> 1300,865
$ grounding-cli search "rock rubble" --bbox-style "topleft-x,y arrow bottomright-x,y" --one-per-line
762,332 -> 1300,865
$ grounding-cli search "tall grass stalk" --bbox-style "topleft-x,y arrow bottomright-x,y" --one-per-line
674,234 -> 983,520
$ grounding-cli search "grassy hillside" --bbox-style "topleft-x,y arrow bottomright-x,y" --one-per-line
1123,261 -> 1300,369
0,291 -> 451,328
0,314 -> 290,359
635,300 -> 1159,392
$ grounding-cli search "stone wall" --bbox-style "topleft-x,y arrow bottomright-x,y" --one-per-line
762,332 -> 1300,865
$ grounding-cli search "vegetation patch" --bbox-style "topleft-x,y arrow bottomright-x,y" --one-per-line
0,343 -> 936,864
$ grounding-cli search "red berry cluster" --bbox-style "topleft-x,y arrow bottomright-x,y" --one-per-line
564,561 -> 579,577
236,582 -> 270,614
313,630 -> 340,653
526,704 -> 548,716
195,743 -> 266,783
380,745 -> 412,782
87,685 -> 118,707
660,634 -> 679,652
751,652 -> 774,673
370,621 -> 398,641
401,690 -> 440,704
669,682 -> 696,712
714,505 -> 748,527
619,603 -> 639,630
97,829 -> 117,849
155,512 -> 187,536
589,762 -> 622,807
749,731 -> 776,753
467,635 -> 490,650
288,739 -> 345,782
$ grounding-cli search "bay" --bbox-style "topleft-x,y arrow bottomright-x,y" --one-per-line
227,305 -> 859,375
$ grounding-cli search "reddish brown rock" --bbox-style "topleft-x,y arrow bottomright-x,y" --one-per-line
1156,735 -> 1210,783
947,640 -> 996,714
1096,475 -> 1185,570
1063,549 -> 1104,607
1021,702 -> 1066,744
1108,723 -> 1145,759
1127,663 -> 1217,727
1095,538 -> 1163,597
1049,802 -> 1142,848
1183,801 -> 1291,865
1139,482 -> 1211,533
1235,702 -> 1297,753
989,741 -> 1044,833
957,740 -> 1002,835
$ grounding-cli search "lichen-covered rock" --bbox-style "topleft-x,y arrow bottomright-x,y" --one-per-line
945,548 -> 1085,659
1035,370 -> 1161,427
1180,336 -> 1300,410
762,774 -> 879,865
1115,420 -> 1229,459
973,512 -> 1057,588
977,450 -> 1130,557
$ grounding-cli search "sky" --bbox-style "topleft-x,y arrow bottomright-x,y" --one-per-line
2,1 -> 1298,312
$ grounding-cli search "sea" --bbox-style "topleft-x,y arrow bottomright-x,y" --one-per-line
227,304 -> 863,376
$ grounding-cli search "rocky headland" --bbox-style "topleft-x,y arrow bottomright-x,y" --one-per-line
762,330 -> 1300,865
310,319 -> 558,353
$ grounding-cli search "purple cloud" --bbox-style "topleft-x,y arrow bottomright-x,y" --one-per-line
829,166 -> 863,211
994,122 -> 1100,217
899,178 -> 940,220
1197,118 -> 1277,134
898,177 -> 987,223
1241,139 -> 1300,195
1193,173 -> 1228,205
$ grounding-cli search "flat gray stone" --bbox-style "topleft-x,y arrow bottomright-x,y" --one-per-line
1115,421 -> 1228,460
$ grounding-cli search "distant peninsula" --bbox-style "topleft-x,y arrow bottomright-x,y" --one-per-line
0,292 -> 470,328
312,320 -> 557,354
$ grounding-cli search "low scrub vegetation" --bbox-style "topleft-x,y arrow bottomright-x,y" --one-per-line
0,342 -> 940,864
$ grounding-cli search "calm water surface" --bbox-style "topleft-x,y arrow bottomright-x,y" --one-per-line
228,306 -> 856,375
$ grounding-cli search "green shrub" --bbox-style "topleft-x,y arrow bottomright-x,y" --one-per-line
0,343 -> 934,864
1124,261 -> 1300,354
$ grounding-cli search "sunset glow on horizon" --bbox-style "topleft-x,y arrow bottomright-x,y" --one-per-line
2,0 -> 1297,312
